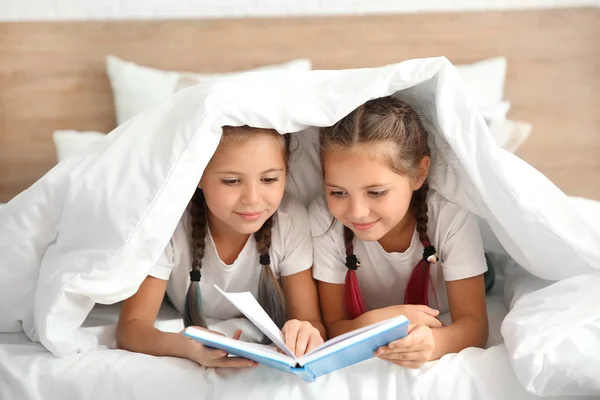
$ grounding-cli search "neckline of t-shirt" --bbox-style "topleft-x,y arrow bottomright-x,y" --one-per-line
368,227 -> 421,260
206,224 -> 254,271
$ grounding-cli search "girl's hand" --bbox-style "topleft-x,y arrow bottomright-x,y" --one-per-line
374,324 -> 435,369
183,328 -> 258,368
282,319 -> 324,357
365,305 -> 443,328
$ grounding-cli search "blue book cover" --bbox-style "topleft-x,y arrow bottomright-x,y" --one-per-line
183,286 -> 409,382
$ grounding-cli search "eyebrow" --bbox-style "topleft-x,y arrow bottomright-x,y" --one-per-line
325,182 -> 390,190
216,168 -> 285,175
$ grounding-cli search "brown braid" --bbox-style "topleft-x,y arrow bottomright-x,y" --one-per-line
412,182 -> 431,242
405,180 -> 439,306
182,126 -> 290,328
344,225 -> 355,255
183,188 -> 208,328
254,216 -> 287,329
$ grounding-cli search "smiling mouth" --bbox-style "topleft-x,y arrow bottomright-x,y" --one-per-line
235,211 -> 263,221
351,220 -> 379,231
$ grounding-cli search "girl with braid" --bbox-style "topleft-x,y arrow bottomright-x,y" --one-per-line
310,96 -> 488,369
117,126 -> 325,369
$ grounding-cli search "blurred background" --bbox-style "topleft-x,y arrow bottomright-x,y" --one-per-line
0,0 -> 598,203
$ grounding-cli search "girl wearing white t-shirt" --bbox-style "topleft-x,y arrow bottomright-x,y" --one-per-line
310,96 -> 488,369
117,126 -> 325,369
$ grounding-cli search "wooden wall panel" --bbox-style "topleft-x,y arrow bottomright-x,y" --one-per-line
0,7 -> 598,201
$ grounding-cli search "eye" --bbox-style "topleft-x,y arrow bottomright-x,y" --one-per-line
328,190 -> 347,198
261,177 -> 280,184
221,179 -> 240,186
368,190 -> 388,198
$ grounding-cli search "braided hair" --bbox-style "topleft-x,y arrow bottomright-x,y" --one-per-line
183,127 -> 290,328
320,96 -> 438,318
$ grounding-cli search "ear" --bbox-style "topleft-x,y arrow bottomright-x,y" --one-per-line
411,156 -> 431,190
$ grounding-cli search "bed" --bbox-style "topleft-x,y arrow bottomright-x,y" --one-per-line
0,6 -> 599,400
0,282 -> 514,400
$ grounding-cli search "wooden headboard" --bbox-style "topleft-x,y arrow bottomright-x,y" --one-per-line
0,7 -> 598,203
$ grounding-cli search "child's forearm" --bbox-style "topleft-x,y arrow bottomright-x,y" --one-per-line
308,320 -> 328,341
430,315 -> 488,360
327,319 -> 362,338
326,311 -> 382,338
117,319 -> 190,359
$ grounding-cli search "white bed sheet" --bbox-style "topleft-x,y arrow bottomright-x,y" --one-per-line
0,284 -> 566,400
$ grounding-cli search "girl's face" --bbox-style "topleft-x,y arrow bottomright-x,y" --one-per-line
200,132 -> 287,235
323,144 -> 428,242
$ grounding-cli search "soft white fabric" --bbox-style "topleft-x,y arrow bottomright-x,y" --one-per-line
52,130 -> 106,162
149,193 -> 313,318
487,119 -> 532,153
107,55 -> 312,125
310,191 -> 488,313
455,57 -> 509,119
478,101 -> 511,121
569,196 -> 600,230
0,57 -> 599,397
1,293 -> 575,400
502,271 -> 600,395
107,55 -> 507,126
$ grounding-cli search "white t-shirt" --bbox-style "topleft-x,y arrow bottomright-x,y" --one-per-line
309,190 -> 487,313
149,193 -> 313,320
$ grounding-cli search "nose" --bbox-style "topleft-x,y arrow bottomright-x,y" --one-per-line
348,196 -> 370,220
240,182 -> 260,205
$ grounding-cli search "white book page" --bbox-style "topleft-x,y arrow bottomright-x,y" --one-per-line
185,327 -> 295,366
214,285 -> 296,359
297,315 -> 408,366
303,318 -> 392,355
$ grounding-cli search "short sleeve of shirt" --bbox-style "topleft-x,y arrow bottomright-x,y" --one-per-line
277,195 -> 314,276
439,209 -> 488,281
308,196 -> 347,284
148,238 -> 176,281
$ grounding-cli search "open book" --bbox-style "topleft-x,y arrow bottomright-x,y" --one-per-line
183,285 -> 409,382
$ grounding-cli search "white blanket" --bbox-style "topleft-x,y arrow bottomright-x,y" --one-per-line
0,57 -> 599,397
0,291 -> 582,400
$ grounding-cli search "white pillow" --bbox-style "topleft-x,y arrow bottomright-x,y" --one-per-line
456,57 -> 509,119
479,101 -> 511,121
107,55 -> 312,125
52,130 -> 105,162
487,119 -> 532,153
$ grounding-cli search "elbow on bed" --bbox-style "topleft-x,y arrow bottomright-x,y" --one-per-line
474,316 -> 490,349
115,321 -> 134,351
